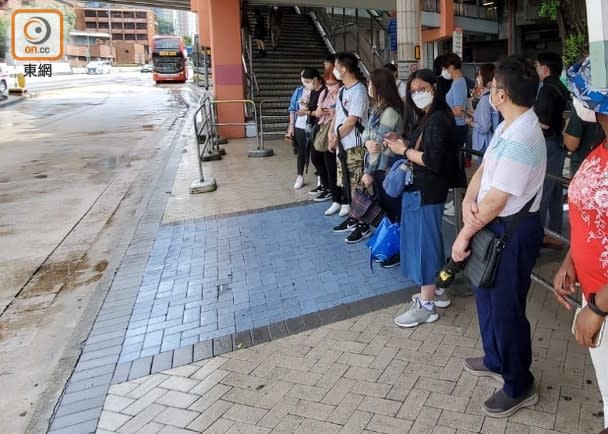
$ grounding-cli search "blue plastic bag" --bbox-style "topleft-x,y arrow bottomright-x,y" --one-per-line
366,216 -> 400,269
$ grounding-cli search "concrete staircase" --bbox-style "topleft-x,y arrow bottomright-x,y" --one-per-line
247,6 -> 329,138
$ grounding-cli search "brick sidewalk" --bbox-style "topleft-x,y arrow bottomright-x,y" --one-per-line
95,287 -> 604,433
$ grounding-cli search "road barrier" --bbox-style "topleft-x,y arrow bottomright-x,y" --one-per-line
210,99 -> 273,158
190,93 -> 217,194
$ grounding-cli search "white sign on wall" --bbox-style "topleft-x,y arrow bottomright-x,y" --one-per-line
453,27 -> 463,59
397,61 -> 419,81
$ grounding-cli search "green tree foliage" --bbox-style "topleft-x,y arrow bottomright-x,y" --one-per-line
0,14 -> 8,60
182,35 -> 192,47
539,0 -> 588,66
157,17 -> 174,35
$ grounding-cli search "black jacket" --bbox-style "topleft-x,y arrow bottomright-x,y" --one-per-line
535,76 -> 569,138
405,110 -> 458,204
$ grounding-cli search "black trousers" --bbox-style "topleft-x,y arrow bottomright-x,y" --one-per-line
310,148 -> 328,187
323,150 -> 344,204
294,127 -> 307,175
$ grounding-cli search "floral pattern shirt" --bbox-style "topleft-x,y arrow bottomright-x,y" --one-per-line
568,141 -> 608,296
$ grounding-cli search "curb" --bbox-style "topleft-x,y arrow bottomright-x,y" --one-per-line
0,93 -> 34,108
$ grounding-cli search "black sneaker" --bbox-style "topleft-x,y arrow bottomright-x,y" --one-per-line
345,224 -> 371,243
333,217 -> 357,233
314,190 -> 332,202
380,255 -> 400,268
482,387 -> 538,418
308,185 -> 324,196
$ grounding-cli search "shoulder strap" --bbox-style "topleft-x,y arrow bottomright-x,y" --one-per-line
502,193 -> 539,241
338,87 -> 348,117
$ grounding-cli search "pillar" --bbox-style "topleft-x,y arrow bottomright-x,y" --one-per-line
192,0 -> 211,48
396,0 -> 419,65
586,0 -> 608,87
421,0 -> 454,46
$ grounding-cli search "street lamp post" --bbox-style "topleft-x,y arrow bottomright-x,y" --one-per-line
86,34 -> 90,62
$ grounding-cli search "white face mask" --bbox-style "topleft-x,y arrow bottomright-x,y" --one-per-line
441,69 -> 452,80
573,98 -> 597,123
412,91 -> 434,109
332,68 -> 342,81
489,88 -> 502,112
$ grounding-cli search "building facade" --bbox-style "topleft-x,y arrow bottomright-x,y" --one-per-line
75,6 -> 157,64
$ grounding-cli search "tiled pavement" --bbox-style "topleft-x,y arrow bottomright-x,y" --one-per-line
118,202 -> 407,366
47,126 -> 605,433
96,289 -> 605,434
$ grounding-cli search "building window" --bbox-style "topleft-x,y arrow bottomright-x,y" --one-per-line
98,10 -> 108,18
125,34 -> 136,40
112,33 -> 123,40
135,12 -> 146,19
124,22 -> 135,29
136,23 -> 147,29
84,10 -> 96,17
98,22 -> 109,29
137,34 -> 147,41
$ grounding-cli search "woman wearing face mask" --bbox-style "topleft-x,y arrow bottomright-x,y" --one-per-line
344,67 -> 404,244
383,69 -> 459,327
466,63 -> 501,159
313,72 -> 343,211
304,68 -> 329,197
286,69 -> 320,189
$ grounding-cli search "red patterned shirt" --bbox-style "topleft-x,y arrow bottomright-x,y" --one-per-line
568,141 -> 608,297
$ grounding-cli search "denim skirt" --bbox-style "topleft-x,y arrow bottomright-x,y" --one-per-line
400,190 -> 445,286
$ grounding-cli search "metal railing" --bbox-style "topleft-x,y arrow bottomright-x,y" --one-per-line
190,93 -> 218,193
309,7 -> 391,73
258,98 -> 288,149
209,99 -> 272,157
456,148 -> 579,308
241,28 -> 259,102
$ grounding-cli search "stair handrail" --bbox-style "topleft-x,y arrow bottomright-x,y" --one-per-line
308,7 -> 391,77
241,26 -> 259,102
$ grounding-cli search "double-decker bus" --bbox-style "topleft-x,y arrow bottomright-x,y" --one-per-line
151,36 -> 188,83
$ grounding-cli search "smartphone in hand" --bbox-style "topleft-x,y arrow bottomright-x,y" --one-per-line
383,132 -> 400,142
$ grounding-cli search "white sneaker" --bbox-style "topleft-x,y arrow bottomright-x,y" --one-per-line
325,202 -> 341,216
394,299 -> 439,328
444,200 -> 455,217
294,175 -> 304,189
339,204 -> 350,217
411,291 -> 452,308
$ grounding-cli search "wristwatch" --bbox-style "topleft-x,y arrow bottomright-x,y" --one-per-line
588,293 -> 608,317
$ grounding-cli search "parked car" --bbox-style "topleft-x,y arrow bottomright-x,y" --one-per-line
86,61 -> 111,74
0,63 -> 9,97
140,64 -> 154,73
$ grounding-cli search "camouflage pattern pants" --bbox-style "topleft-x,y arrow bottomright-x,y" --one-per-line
336,146 -> 365,203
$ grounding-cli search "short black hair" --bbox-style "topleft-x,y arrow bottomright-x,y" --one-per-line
334,52 -> 359,73
301,67 -> 321,80
537,51 -> 563,76
324,54 -> 335,64
443,53 -> 462,70
384,63 -> 397,73
494,56 -> 539,108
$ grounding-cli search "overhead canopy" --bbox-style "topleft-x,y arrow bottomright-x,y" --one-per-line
102,0 -> 397,12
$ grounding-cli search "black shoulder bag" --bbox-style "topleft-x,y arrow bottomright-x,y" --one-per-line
463,193 -> 538,289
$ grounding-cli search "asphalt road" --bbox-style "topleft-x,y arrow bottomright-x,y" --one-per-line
0,72 -> 198,433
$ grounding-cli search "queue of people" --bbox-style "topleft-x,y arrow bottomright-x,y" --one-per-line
284,53 -> 607,424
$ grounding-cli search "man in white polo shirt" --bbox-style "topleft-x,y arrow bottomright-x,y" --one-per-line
451,56 -> 547,418
328,52 -> 369,232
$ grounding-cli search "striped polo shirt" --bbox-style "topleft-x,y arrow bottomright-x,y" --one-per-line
477,108 -> 547,217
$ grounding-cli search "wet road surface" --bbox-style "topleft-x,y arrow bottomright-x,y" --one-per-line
0,73 -> 197,433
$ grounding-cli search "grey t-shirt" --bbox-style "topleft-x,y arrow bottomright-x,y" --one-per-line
334,82 -> 369,150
